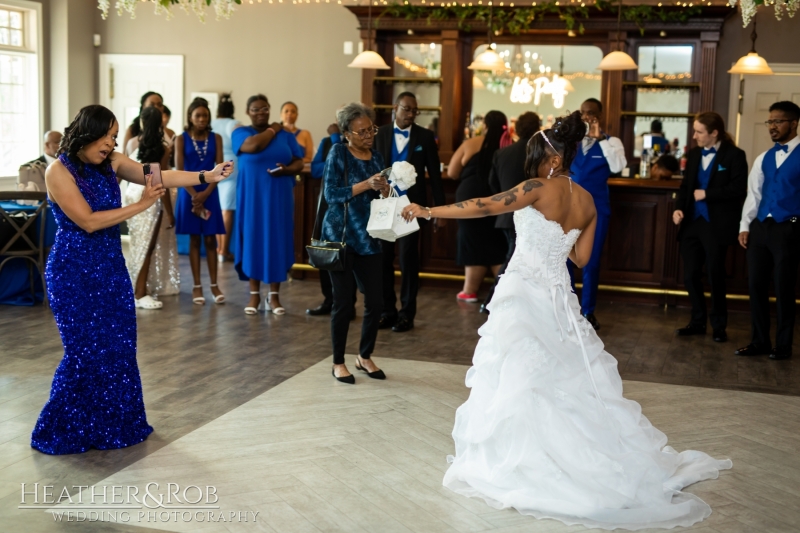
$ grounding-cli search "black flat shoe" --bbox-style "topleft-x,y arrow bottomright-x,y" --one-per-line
306,303 -> 332,316
734,343 -> 770,357
769,346 -> 792,361
332,367 -> 355,384
479,304 -> 490,315
676,324 -> 706,336
355,358 -> 386,380
378,315 -> 396,330
582,313 -> 600,331
712,330 -> 727,343
392,317 -> 414,333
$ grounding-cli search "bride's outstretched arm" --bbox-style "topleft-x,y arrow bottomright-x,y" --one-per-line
401,179 -> 543,221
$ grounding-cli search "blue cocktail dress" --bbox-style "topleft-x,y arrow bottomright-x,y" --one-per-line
31,155 -> 153,455
175,131 -> 225,235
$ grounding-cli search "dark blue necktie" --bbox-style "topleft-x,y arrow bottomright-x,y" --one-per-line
775,143 -> 789,153
701,147 -> 717,157
394,128 -> 409,138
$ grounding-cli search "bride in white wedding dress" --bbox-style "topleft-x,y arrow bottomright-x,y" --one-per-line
401,111 -> 732,531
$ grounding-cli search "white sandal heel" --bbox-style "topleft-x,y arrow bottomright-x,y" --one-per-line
192,285 -> 205,305
267,291 -> 285,315
210,283 -> 225,304
244,291 -> 260,315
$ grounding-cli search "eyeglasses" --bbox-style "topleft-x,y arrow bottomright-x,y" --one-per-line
348,126 -> 379,139
764,119 -> 791,126
397,104 -> 421,116
249,106 -> 270,114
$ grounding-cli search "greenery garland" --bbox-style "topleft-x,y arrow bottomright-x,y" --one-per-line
382,1 -> 704,35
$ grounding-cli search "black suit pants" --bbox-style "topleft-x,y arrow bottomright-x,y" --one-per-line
747,217 -> 800,350
330,252 -> 383,365
679,217 -> 730,332
484,228 -> 517,305
381,224 -> 422,321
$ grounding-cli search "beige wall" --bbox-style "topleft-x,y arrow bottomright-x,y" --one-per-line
94,4 -> 362,148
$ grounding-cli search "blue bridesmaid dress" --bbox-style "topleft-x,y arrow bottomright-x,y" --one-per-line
31,155 -> 153,455
175,131 -> 225,235
232,127 -> 304,283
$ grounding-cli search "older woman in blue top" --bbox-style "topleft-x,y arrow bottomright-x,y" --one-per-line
232,94 -> 304,315
324,102 -> 390,384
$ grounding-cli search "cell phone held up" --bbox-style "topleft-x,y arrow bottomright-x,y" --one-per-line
142,162 -> 163,188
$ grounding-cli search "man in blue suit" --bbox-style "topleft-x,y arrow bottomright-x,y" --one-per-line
567,98 -> 627,330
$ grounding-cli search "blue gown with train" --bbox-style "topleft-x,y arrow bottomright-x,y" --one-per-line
31,155 -> 153,455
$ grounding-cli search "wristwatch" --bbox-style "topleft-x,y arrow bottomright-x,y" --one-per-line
199,171 -> 206,184
425,207 -> 432,220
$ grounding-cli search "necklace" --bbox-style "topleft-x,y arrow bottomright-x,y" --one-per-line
190,134 -> 209,161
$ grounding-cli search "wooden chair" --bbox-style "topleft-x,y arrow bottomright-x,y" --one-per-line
0,191 -> 50,304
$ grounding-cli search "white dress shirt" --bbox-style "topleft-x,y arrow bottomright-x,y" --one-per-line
739,134 -> 800,233
393,124 -> 411,154
44,154 -> 56,166
581,135 -> 627,174
700,141 -> 722,172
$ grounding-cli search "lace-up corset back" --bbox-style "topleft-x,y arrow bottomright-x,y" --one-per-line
506,207 -> 581,289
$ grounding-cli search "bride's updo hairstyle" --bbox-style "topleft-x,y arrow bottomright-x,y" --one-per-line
524,110 -> 586,179
58,104 -> 118,177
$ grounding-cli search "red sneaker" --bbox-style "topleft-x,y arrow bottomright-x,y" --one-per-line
456,291 -> 478,303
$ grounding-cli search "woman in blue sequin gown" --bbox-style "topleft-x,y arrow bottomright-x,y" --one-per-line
31,105 -> 234,455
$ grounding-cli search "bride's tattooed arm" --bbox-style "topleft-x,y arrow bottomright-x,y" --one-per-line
403,179 -> 545,221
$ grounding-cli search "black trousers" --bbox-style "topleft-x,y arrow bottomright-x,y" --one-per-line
484,228 -> 517,306
330,252 -> 383,365
747,217 -> 800,350
679,217 -> 730,332
381,223 -> 423,321
319,269 -> 357,307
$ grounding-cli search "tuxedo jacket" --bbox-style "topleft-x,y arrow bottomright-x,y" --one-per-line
375,123 -> 446,207
489,139 -> 528,229
676,141 -> 748,245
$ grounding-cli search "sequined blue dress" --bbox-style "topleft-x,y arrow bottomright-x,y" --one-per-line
31,155 -> 153,455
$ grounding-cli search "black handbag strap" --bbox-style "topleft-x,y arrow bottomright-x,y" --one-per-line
311,146 -> 347,244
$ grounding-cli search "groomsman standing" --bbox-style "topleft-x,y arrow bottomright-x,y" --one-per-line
736,101 -> 800,360
568,98 -> 627,330
672,112 -> 747,343
375,92 -> 446,332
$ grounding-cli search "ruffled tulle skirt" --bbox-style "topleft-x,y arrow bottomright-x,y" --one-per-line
443,271 -> 732,530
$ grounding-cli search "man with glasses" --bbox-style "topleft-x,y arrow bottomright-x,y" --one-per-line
375,92 -> 446,333
736,101 -> 800,361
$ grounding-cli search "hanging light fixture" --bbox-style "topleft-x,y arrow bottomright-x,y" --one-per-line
644,48 -> 663,83
558,46 -> 575,92
728,15 -> 773,75
348,1 -> 390,70
468,5 -> 505,73
597,0 -> 638,71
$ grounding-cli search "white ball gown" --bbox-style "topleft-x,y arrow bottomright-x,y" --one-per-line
442,205 -> 732,531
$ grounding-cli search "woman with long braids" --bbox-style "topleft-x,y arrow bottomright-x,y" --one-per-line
446,110 -> 510,302
31,105 -> 232,455
123,106 -> 179,308
402,110 -> 732,530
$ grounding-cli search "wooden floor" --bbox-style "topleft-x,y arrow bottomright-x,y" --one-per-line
1,256 -> 799,531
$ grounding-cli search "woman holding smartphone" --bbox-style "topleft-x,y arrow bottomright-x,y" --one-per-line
123,106 -> 179,309
31,105 -> 233,454
231,94 -> 304,315
175,97 -> 225,305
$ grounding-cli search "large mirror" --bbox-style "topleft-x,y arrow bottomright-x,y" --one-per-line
389,43 -> 442,130
633,45 -> 694,158
470,44 -> 603,137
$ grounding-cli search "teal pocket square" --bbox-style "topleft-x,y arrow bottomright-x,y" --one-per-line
718,165 -> 726,171
414,145 -> 423,152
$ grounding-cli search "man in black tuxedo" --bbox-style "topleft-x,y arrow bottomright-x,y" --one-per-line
18,130 -> 62,191
375,92 -> 446,332
672,112 -> 747,342
481,112 -> 541,313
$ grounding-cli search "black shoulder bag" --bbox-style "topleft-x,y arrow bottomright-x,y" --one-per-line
306,151 -> 348,271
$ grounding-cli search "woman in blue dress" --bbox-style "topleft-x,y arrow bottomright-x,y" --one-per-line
175,97 -> 226,305
31,105 -> 233,454
211,93 -> 241,263
232,94 -> 304,315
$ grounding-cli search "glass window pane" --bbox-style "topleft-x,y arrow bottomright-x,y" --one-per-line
637,46 -> 693,83
9,11 -> 22,29
11,85 -> 23,113
0,84 -> 11,113
10,29 -> 21,47
0,55 -> 9,84
390,43 -> 442,130
0,29 -> 8,46
0,11 -> 9,28
10,56 -> 21,84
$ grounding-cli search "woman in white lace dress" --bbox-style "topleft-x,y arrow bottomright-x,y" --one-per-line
123,106 -> 180,308
401,110 -> 732,531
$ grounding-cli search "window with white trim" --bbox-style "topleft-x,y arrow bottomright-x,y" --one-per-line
0,2 -> 40,177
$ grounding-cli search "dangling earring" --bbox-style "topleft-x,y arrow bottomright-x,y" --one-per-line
548,167 -> 554,178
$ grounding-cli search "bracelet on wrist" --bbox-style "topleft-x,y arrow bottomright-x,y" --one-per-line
425,207 -> 432,220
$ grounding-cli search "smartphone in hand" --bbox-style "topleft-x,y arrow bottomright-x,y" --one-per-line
142,162 -> 163,187
268,167 -> 281,174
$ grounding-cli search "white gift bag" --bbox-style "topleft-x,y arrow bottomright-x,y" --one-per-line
367,189 -> 420,242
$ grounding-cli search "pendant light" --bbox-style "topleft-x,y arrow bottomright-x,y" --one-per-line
728,15 -> 773,75
558,46 -> 575,92
348,1 -> 390,70
644,48 -> 662,83
468,6 -> 506,73
597,0 -> 638,71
